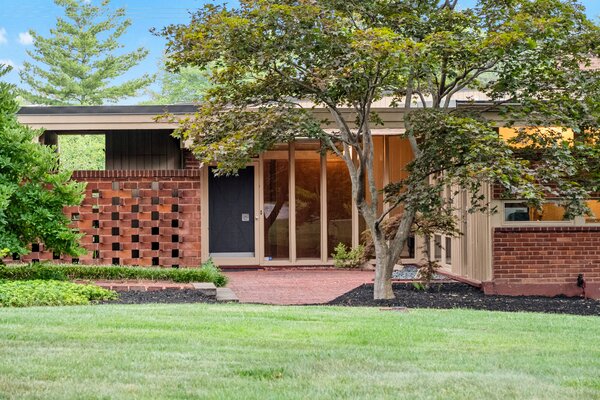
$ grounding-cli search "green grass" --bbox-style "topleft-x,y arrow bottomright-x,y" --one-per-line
0,305 -> 598,399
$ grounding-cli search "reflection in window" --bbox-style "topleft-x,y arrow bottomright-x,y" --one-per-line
434,235 -> 442,261
499,127 -> 574,146
586,200 -> 600,223
504,202 -> 567,222
327,153 -> 352,254
264,158 -> 289,259
295,142 -> 321,258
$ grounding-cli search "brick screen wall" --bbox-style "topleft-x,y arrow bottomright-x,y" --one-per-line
16,169 -> 202,267
490,227 -> 600,298
10,149 -> 204,268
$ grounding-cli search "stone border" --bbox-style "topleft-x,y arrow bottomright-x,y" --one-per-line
78,280 -> 239,302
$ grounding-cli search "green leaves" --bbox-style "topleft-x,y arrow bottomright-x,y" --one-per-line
0,280 -> 117,307
172,104 -> 323,176
0,68 -> 85,257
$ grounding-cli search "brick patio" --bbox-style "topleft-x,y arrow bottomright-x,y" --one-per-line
223,269 -> 375,305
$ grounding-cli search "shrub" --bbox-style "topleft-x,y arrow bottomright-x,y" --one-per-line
412,261 -> 441,291
331,243 -> 365,268
0,259 -> 228,286
0,280 -> 117,307
0,264 -> 69,281
197,259 -> 228,287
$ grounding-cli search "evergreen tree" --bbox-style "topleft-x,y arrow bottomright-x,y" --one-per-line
0,65 -> 85,258
19,0 -> 154,105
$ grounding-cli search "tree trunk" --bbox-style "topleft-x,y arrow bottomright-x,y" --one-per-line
373,241 -> 395,300
374,257 -> 395,299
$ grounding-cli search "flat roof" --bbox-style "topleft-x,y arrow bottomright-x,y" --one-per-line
15,103 -> 508,132
17,104 -> 199,116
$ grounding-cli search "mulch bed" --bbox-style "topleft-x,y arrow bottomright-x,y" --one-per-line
101,289 -> 217,305
328,283 -> 600,316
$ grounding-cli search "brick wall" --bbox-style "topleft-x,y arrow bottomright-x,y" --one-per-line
16,169 -> 202,268
490,227 -> 600,298
183,149 -> 200,169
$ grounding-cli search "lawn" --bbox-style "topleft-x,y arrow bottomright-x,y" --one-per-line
0,305 -> 598,400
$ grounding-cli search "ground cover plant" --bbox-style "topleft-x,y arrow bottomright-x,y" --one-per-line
0,304 -> 598,399
0,260 -> 227,286
0,280 -> 117,307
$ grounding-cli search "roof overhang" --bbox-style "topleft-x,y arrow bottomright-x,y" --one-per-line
16,105 -> 198,131
16,103 -> 505,133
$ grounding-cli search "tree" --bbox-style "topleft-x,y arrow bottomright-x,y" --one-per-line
19,0 -> 153,105
161,0 -> 600,299
58,135 -> 105,171
0,65 -> 85,259
145,57 -> 211,104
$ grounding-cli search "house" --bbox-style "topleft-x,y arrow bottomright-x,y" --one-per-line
12,104 -> 600,299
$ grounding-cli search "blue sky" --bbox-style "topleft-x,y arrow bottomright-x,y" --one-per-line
1,0 -> 599,104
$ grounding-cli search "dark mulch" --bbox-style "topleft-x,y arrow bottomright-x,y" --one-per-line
101,289 -> 217,305
328,283 -> 600,316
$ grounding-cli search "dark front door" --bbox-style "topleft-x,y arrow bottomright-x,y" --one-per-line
208,166 -> 255,256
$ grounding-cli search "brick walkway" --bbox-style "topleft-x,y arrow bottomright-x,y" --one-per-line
223,269 -> 374,305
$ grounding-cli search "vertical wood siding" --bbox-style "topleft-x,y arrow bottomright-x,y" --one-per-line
106,130 -> 181,170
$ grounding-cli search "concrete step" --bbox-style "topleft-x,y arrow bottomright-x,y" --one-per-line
191,282 -> 217,297
216,287 -> 239,302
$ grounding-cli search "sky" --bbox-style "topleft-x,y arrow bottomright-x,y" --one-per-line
1,0 -> 599,105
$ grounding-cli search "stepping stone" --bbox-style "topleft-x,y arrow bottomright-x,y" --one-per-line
216,288 -> 239,303
191,282 -> 217,297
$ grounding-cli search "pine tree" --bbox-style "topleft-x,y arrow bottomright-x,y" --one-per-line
19,0 -> 154,105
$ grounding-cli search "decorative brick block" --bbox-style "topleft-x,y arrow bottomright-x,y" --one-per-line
14,170 -> 202,268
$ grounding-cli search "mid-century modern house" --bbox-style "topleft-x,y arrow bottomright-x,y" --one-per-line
10,103 -> 600,299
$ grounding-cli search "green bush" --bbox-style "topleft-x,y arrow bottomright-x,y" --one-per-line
331,243 -> 365,268
0,259 -> 228,286
0,280 -> 118,307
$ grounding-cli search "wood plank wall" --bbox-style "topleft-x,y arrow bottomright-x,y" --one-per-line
106,130 -> 181,170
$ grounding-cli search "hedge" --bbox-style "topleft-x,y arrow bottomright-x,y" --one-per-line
0,259 -> 227,287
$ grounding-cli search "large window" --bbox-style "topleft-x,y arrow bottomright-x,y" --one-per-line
499,127 -> 574,145
586,200 -> 600,223
504,202 -> 567,222
295,141 -> 321,259
326,152 -> 352,254
263,153 -> 290,260
256,136 -> 417,262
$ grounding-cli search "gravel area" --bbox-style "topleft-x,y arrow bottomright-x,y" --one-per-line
392,265 -> 447,280
101,289 -> 217,305
328,283 -> 600,316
